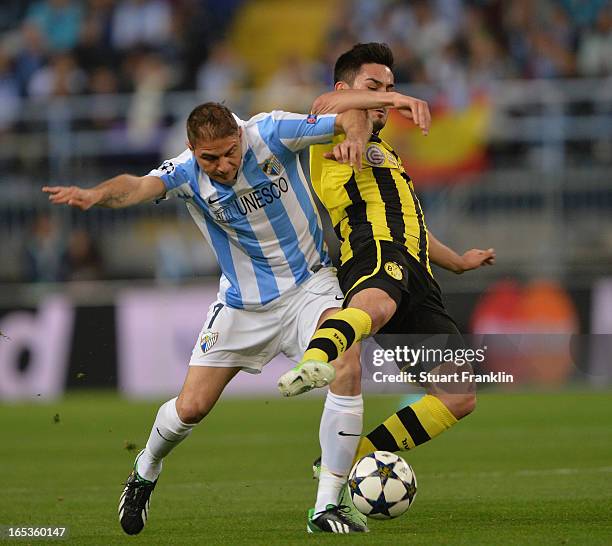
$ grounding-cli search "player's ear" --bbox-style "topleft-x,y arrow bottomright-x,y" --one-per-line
187,139 -> 194,152
335,81 -> 349,91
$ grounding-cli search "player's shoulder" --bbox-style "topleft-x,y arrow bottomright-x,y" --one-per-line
244,111 -> 313,146
150,148 -> 196,179
376,135 -> 400,157
244,110 -> 308,126
245,111 -> 337,138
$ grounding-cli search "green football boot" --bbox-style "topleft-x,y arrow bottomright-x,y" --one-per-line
307,505 -> 369,533
311,456 -> 368,528
277,360 -> 335,397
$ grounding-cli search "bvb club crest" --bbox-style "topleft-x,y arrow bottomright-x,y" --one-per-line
200,330 -> 219,353
384,261 -> 403,281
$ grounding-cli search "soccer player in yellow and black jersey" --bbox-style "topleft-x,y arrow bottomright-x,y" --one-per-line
278,43 -> 495,461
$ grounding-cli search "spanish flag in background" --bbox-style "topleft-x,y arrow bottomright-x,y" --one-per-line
381,94 -> 492,186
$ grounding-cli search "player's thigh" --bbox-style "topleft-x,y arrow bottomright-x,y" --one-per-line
403,280 -> 461,335
339,241 -> 408,332
176,365 -> 240,423
190,299 -> 282,373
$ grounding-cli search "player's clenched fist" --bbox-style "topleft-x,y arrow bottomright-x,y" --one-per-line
42,185 -> 99,210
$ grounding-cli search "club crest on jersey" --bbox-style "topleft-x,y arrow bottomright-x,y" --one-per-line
384,261 -> 403,281
260,155 -> 282,176
365,144 -> 386,166
200,330 -> 219,353
307,114 -> 318,124
213,204 -> 236,223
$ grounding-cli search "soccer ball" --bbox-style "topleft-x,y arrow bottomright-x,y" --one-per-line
348,451 -> 417,519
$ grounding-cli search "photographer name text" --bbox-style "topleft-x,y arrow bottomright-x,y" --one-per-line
372,370 -> 514,384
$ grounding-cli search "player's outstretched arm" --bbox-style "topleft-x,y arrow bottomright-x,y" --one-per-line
312,90 -> 431,135
42,175 -> 166,210
428,232 -> 496,274
327,110 -> 373,170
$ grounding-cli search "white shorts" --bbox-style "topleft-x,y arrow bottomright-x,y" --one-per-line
189,267 -> 343,373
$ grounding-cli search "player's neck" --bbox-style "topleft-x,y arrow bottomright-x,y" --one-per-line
212,178 -> 237,186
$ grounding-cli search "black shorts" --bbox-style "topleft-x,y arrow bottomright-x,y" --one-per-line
338,240 -> 461,337
339,240 -> 465,377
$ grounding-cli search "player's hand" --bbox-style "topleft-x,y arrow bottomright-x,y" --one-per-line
323,138 -> 365,171
458,248 -> 496,273
394,94 -> 431,136
42,185 -> 99,210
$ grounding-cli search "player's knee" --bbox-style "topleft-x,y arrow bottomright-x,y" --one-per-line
350,289 -> 396,333
175,396 -> 210,424
369,307 -> 394,333
448,392 -> 476,420
371,298 -> 396,332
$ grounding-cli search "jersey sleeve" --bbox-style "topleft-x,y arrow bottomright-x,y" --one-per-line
268,111 -> 337,153
147,149 -> 195,200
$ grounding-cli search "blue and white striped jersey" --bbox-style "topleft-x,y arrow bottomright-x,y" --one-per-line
148,110 -> 337,310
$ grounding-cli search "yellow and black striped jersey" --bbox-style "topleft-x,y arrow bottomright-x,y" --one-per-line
310,133 -> 431,275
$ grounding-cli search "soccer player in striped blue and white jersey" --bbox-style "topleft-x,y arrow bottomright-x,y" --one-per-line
43,102 -> 373,534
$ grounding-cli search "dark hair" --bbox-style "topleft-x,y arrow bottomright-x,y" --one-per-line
334,42 -> 394,84
186,102 -> 238,145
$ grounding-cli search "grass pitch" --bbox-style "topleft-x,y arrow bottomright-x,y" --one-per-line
1,390 -> 610,545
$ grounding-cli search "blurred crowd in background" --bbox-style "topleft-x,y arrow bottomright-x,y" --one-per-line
0,0 -> 240,131
1,0 -> 611,284
0,0 -> 610,127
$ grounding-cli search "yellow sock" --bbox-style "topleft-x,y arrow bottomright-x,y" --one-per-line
301,307 -> 372,364
353,437 -> 376,462
354,395 -> 458,461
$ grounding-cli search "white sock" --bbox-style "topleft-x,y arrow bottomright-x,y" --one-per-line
136,397 -> 195,481
315,391 -> 363,514
315,471 -> 345,516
